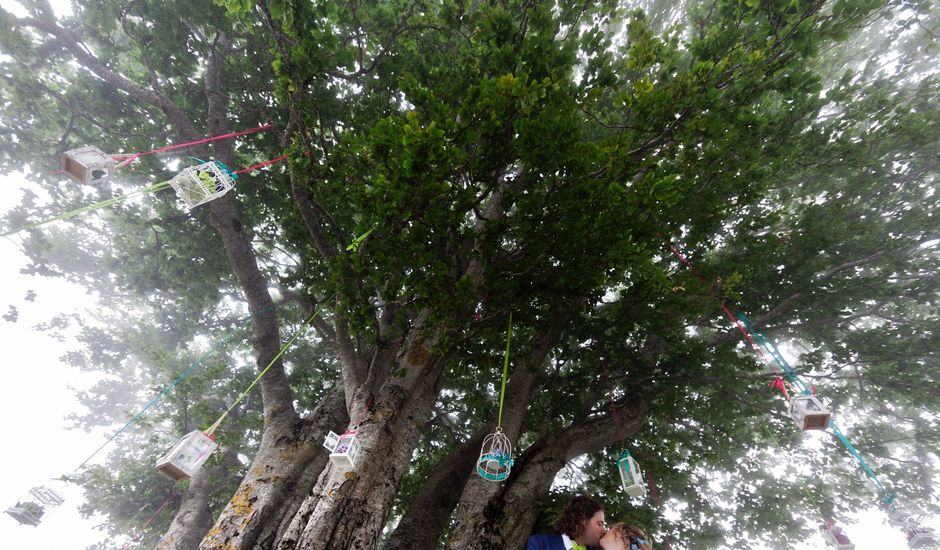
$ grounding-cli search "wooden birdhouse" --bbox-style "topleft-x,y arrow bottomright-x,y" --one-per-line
169,160 -> 237,210
789,394 -> 831,430
820,520 -> 855,549
61,146 -> 118,185
4,486 -> 65,526
617,449 -> 647,499
476,428 -> 513,481
155,430 -> 218,481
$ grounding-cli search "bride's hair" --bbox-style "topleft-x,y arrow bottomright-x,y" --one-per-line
606,523 -> 649,546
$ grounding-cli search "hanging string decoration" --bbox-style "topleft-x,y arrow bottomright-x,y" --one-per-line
57,124 -> 273,184
73,306 -> 271,473
477,314 -> 515,482
4,486 -> 65,527
601,363 -> 647,500
3,152 -> 293,237
155,306 -> 321,481
665,239 -> 938,550
118,493 -> 176,550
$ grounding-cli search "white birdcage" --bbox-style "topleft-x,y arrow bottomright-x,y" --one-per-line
907,526 -> 940,549
477,428 -> 513,481
789,394 -> 831,430
4,486 -> 65,526
155,430 -> 218,481
617,449 -> 647,499
819,520 -> 855,549
169,160 -> 237,210
61,145 -> 118,185
323,430 -> 361,470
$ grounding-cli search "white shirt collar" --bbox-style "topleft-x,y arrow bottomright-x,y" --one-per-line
561,533 -> 575,550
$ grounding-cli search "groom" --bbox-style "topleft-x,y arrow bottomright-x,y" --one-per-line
527,495 -> 607,550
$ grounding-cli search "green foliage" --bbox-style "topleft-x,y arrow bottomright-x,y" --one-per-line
1,0 -> 938,548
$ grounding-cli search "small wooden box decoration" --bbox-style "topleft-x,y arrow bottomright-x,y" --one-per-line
155,430 -> 218,481
61,146 -> 117,185
789,394 -> 831,431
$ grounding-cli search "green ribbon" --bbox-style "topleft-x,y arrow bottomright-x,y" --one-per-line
497,312 -> 513,428
2,180 -> 172,237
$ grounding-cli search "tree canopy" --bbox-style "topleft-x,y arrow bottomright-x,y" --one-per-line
0,0 -> 938,549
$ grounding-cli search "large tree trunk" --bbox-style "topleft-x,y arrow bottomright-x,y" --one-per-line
447,302 -> 584,548
157,447 -> 239,550
445,399 -> 649,550
276,316 -> 451,549
382,430 -> 487,550
200,387 -> 347,549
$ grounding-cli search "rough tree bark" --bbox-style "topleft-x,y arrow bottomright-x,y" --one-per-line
276,313 -> 453,549
201,387 -> 348,549
446,302 -> 583,548
13,8 -> 341,547
446,399 -> 649,550
381,430 -> 488,550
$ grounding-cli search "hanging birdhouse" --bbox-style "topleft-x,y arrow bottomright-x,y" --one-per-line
4,486 -> 65,527
617,449 -> 647,499
477,428 -> 513,481
819,520 -> 855,549
906,526 -> 939,549
323,429 -> 361,470
61,145 -> 118,185
155,430 -> 218,481
169,160 -> 237,210
788,394 -> 831,430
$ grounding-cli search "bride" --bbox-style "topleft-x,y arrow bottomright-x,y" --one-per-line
598,523 -> 654,550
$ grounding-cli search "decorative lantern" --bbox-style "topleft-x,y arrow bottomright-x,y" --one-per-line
477,428 -> 513,481
61,145 -> 118,185
788,394 -> 831,430
819,520 -> 855,549
906,526 -> 939,549
617,449 -> 647,499
4,486 -> 65,526
169,160 -> 237,210
155,430 -> 218,481
323,429 -> 361,470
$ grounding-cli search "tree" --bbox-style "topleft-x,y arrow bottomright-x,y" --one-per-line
1,0 -> 938,549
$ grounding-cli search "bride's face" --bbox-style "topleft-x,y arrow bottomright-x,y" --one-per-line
598,527 -> 628,550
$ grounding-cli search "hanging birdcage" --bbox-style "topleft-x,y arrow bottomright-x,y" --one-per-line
477,428 -> 513,481
155,430 -> 218,481
788,394 -> 831,430
4,486 -> 65,526
906,526 -> 939,550
819,520 -> 855,549
617,449 -> 647,499
169,160 -> 237,210
323,429 -> 361,470
61,145 -> 118,185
